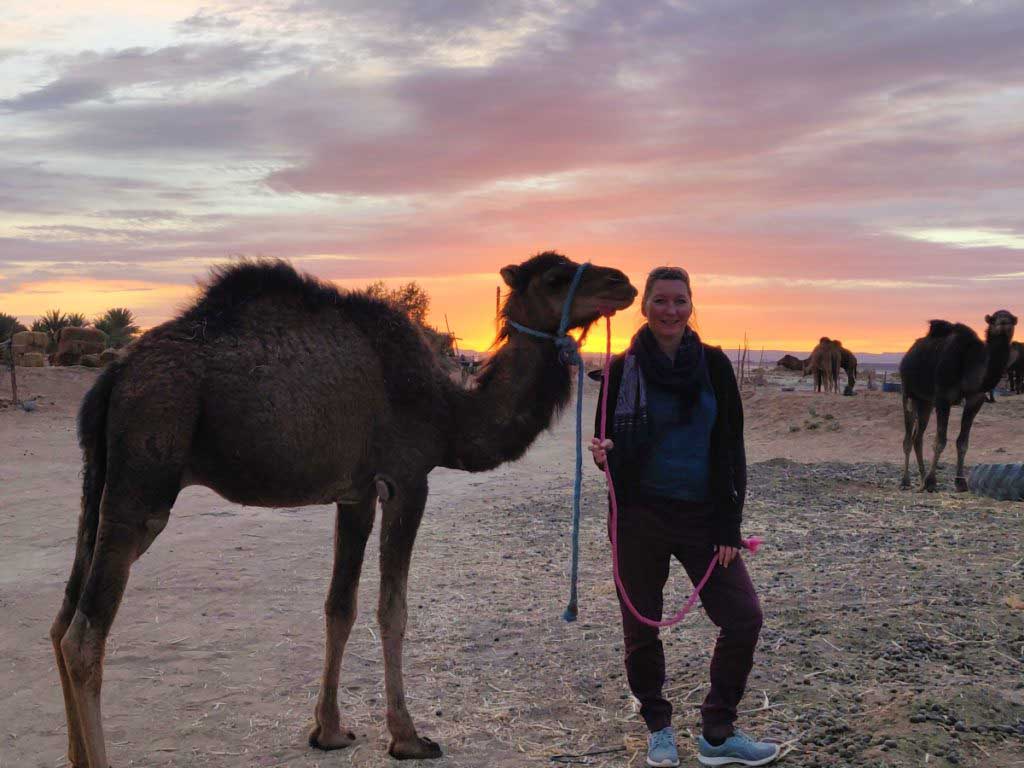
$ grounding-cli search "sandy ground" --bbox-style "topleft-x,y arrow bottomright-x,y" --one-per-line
1,366 -> 1022,767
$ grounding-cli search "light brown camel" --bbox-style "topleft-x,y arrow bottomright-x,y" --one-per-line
50,252 -> 637,767
899,311 -> 1017,491
808,337 -> 841,393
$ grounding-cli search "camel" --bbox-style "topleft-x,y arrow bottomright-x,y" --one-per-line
833,340 -> 858,394
808,337 -> 841,393
776,353 -> 804,372
49,252 -> 637,767
899,310 -> 1017,492
1007,341 -> 1024,394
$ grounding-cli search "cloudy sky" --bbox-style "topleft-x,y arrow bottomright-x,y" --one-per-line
2,0 -> 1023,352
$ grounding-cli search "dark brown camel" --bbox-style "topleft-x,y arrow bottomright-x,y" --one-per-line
899,311 -> 1017,492
775,353 -> 804,372
50,252 -> 636,767
833,340 -> 857,394
1007,340 -> 1024,394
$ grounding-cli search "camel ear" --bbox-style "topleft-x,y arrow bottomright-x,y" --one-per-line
985,314 -> 993,324
500,265 -> 520,289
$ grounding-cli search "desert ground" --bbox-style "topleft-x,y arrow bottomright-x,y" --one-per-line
1,365 -> 1022,767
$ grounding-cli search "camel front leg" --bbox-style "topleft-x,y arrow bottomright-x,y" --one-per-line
923,401 -> 950,491
377,477 -> 442,760
953,395 -> 985,492
309,493 -> 375,751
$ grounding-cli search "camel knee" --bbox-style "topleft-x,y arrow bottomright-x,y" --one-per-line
60,618 -> 103,688
325,594 -> 357,628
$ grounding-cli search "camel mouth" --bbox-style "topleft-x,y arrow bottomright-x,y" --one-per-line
597,295 -> 635,316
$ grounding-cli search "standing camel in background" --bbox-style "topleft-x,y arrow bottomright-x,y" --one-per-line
809,337 -> 841,393
899,311 -> 1017,491
834,341 -> 858,394
1007,341 -> 1024,394
50,252 -> 636,767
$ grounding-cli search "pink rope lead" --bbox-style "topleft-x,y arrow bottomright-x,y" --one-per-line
598,316 -> 762,628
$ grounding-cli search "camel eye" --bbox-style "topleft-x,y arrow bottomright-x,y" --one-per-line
543,271 -> 571,287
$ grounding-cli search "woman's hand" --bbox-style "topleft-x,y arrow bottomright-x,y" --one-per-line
714,545 -> 740,568
588,437 -> 614,468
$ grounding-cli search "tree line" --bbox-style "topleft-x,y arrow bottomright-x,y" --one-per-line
1,280 -> 452,356
0,308 -> 140,351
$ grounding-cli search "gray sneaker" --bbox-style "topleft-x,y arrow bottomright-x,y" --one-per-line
647,726 -> 680,767
697,730 -> 780,766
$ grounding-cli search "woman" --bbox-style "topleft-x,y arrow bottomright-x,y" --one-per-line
589,267 -> 778,767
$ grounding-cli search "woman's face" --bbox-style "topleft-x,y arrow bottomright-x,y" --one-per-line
644,279 -> 692,341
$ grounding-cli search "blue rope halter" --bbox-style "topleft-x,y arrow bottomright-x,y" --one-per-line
507,262 -> 589,622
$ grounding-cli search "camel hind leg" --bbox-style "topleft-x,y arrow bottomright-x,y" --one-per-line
309,490 -> 376,750
60,493 -> 173,768
50,512 -> 97,766
911,399 -> 933,490
900,396 -> 915,489
923,401 -> 950,491
377,475 -> 442,760
58,465 -> 177,768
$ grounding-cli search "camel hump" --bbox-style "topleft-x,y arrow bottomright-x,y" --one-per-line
926,320 -> 955,338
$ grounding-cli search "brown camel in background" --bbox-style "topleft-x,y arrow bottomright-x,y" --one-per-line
899,311 -> 1017,491
833,340 -> 858,394
1007,340 -> 1024,394
808,337 -> 841,393
776,353 -> 804,372
50,252 -> 636,767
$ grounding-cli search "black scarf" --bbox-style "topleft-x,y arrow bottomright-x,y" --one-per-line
611,325 -> 705,466
633,324 -> 704,408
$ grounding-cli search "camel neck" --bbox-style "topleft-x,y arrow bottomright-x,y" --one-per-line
981,332 -> 1012,391
442,333 -> 571,472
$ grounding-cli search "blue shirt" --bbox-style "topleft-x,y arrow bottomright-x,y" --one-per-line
638,369 -> 718,501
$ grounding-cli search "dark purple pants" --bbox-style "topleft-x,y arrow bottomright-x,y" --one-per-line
611,497 -> 763,741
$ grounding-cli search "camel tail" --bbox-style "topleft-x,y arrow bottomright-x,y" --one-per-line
76,361 -> 122,541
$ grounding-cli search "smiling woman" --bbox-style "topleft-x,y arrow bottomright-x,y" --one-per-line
588,266 -> 780,767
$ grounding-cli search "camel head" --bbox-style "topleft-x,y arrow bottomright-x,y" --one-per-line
499,251 -> 637,336
984,309 -> 1017,339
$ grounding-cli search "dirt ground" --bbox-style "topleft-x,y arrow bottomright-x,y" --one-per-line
1,367 -> 1022,767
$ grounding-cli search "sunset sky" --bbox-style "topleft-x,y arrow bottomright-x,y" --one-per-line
2,0 -> 1023,353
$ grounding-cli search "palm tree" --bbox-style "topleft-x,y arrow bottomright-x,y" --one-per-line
94,308 -> 140,348
66,312 -> 88,327
32,309 -> 70,353
1,312 -> 27,342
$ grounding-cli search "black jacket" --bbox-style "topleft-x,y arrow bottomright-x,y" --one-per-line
594,344 -> 747,547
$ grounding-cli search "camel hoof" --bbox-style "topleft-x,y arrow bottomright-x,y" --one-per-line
308,722 -> 356,750
954,476 -> 969,492
389,734 -> 443,760
920,476 -> 938,493
900,477 -> 911,490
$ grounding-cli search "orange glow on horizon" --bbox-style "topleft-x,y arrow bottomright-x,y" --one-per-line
3,273 -> 955,356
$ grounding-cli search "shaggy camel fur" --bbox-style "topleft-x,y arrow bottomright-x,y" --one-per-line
50,252 -> 636,767
899,311 -> 1017,492
808,337 -> 841,393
